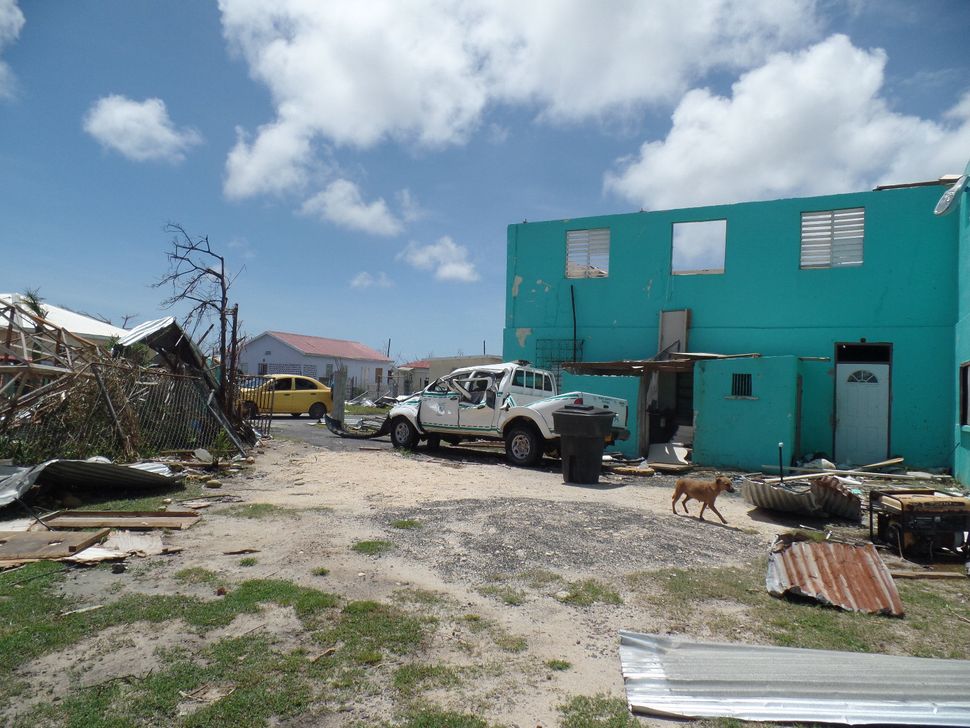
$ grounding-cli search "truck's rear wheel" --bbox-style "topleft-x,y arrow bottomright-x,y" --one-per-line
505,425 -> 541,467
390,417 -> 419,449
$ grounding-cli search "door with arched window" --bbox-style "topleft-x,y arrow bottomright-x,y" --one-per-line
834,343 -> 891,465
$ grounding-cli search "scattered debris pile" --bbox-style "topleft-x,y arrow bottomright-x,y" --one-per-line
0,300 -> 252,466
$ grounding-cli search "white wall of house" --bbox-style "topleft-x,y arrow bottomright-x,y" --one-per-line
239,333 -> 391,395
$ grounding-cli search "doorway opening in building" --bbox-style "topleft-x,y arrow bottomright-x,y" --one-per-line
834,342 -> 892,465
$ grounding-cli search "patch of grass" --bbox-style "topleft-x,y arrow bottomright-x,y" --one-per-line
558,694 -> 639,728
626,561 -> 970,659
0,566 -> 339,685
391,518 -> 422,530
315,600 -> 434,667
312,567 -> 330,576
399,707 -> 490,728
393,663 -> 462,696
479,585 -> 526,606
545,659 -> 571,671
394,588 -> 448,606
518,568 -> 563,589
33,634 -> 313,727
556,579 -> 622,607
75,480 -> 203,513
174,567 -> 220,584
221,503 -> 296,519
239,557 -> 258,567
460,614 -> 488,633
345,404 -> 390,415
352,539 -> 394,556
491,632 -> 527,653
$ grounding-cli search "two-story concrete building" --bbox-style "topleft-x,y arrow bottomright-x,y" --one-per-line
503,173 -> 970,480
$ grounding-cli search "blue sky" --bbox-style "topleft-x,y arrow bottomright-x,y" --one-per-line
1,1 -> 969,364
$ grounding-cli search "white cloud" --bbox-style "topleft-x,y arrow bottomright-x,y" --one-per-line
0,0 -> 25,100
606,34 -> 970,210
396,189 -> 424,223
218,0 -> 817,198
397,236 -> 479,282
83,95 -> 202,163
350,271 -> 392,289
301,179 -> 402,236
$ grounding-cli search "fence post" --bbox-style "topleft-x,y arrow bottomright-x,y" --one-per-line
332,366 -> 347,423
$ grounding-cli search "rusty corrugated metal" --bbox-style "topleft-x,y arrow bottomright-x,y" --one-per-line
766,535 -> 903,616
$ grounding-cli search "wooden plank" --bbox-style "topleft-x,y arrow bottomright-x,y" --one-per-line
43,511 -> 200,530
0,529 -> 109,560
648,462 -> 693,473
762,468 -> 937,485
890,571 -> 966,580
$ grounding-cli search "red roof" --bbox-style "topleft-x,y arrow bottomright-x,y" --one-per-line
399,359 -> 431,369
266,331 -> 392,362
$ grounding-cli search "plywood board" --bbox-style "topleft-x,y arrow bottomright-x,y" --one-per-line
43,511 -> 200,530
0,529 -> 109,560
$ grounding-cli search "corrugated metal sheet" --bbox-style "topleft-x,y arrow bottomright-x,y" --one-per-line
0,458 -> 182,508
766,536 -> 903,616
620,631 -> 970,725
743,477 -> 861,520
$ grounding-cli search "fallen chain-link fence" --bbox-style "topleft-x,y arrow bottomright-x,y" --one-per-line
0,360 -> 239,464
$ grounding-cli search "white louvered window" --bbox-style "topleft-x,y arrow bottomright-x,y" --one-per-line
800,208 -> 864,269
566,228 -> 610,278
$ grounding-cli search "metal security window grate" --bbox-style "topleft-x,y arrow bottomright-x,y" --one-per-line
566,228 -> 610,278
800,208 -> 864,269
535,338 -> 584,389
731,373 -> 752,397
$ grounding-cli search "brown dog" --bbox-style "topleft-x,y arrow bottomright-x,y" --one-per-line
671,475 -> 735,524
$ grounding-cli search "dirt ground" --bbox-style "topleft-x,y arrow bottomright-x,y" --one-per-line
10,439 -> 803,726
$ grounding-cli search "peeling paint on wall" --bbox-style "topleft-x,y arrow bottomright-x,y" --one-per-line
536,279 -> 552,293
515,327 -> 533,347
512,275 -> 523,297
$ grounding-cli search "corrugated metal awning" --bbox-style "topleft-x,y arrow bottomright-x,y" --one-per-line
767,535 -> 904,616
620,631 -> 970,725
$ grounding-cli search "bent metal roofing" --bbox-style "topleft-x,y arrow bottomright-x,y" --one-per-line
265,331 -> 392,362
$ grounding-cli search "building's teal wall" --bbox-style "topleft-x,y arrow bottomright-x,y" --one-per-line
561,372 -> 640,458
954,178 -> 970,483
505,186 -> 960,470
693,357 -> 798,471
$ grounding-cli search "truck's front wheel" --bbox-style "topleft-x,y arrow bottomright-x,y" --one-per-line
390,417 -> 419,449
505,425 -> 542,467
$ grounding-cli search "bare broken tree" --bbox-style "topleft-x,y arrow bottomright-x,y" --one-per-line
154,223 -> 242,408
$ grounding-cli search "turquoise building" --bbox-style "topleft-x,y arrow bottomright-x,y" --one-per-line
503,175 -> 970,480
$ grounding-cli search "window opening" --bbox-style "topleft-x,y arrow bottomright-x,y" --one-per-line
294,378 -> 316,390
961,363 -> 970,426
801,207 -> 864,268
672,220 -> 726,275
731,373 -> 752,397
566,228 -> 610,278
847,370 -> 878,384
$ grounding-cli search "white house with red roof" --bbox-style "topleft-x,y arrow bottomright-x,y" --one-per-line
240,330 -> 392,396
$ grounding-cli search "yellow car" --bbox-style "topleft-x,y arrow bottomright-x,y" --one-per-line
240,374 -> 333,419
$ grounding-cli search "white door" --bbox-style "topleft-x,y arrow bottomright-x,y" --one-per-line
835,363 -> 889,465
419,385 -> 460,431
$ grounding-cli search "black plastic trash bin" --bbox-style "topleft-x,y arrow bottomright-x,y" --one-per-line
552,404 -> 616,484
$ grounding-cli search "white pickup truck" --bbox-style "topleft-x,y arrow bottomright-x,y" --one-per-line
386,361 -> 628,466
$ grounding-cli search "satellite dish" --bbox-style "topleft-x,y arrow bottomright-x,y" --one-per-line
934,174 -> 969,216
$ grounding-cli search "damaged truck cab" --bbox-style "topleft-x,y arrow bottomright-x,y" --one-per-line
386,361 -> 628,466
